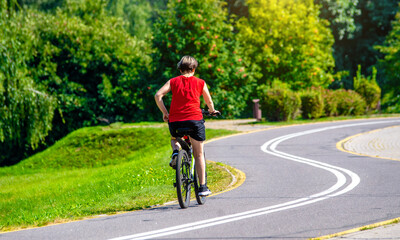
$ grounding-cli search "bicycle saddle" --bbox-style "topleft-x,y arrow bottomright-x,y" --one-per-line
176,128 -> 193,136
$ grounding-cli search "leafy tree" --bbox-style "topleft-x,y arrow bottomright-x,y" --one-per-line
315,0 -> 359,41
226,0 -> 248,20
334,0 -> 399,88
375,5 -> 400,113
106,0 -> 153,39
236,0 -> 335,91
24,0 -> 153,140
152,0 -> 256,118
0,1 -> 57,165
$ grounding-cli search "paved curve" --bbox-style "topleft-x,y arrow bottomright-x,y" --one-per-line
2,118 -> 400,239
341,125 -> 400,160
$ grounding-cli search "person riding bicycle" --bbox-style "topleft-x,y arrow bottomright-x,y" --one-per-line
154,55 -> 219,196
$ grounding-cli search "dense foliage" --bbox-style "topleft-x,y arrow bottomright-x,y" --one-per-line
334,89 -> 366,116
28,2 -> 153,135
0,3 -> 57,165
316,0 -> 360,40
353,65 -> 381,111
333,0 -> 399,88
1,0 -> 400,165
152,0 -> 256,118
236,0 -> 335,90
300,88 -> 325,119
259,81 -> 301,121
376,5 -> 400,113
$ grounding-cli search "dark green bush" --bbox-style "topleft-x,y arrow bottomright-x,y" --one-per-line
300,89 -> 325,119
259,82 -> 301,121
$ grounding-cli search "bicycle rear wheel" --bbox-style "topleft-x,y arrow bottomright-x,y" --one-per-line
176,150 -> 191,208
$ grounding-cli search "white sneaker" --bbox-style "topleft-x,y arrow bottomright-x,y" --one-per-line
198,185 -> 211,196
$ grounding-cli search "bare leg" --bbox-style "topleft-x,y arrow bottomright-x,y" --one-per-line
171,138 -> 180,151
190,137 -> 206,185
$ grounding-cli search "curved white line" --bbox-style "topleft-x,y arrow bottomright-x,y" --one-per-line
110,120 -> 400,240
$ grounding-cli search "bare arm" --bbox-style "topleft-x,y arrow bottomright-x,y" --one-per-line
154,80 -> 171,122
202,83 -> 218,113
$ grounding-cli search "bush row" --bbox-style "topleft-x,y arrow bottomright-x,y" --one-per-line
260,86 -> 373,122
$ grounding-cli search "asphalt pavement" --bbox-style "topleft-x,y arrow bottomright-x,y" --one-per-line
207,118 -> 400,240
325,123 -> 400,240
2,118 -> 399,239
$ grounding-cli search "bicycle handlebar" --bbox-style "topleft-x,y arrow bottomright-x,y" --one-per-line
201,109 -> 221,117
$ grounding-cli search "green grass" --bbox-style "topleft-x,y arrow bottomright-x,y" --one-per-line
0,124 -> 238,231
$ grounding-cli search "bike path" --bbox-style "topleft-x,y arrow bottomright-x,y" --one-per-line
318,124 -> 400,240
208,118 -> 400,240
2,118 -> 400,239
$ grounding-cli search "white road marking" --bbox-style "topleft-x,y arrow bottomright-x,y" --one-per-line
109,120 -> 400,240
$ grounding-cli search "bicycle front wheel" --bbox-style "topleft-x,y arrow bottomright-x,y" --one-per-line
176,150 -> 191,208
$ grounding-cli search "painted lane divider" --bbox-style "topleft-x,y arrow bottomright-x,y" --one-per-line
109,120 -> 400,240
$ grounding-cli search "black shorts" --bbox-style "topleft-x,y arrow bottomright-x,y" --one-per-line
168,120 -> 206,141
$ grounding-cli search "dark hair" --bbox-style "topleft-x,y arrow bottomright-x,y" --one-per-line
177,55 -> 198,73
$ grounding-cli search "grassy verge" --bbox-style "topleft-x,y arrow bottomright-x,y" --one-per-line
0,124 -> 238,232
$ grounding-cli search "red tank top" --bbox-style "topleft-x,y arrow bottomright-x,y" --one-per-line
169,75 -> 205,122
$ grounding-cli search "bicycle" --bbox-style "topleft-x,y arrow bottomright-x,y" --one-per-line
173,109 -> 220,209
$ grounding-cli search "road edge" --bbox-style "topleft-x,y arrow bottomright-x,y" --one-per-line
310,217 -> 400,240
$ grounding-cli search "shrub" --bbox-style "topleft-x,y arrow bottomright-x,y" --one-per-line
353,65 -> 381,111
259,81 -> 301,121
381,90 -> 400,113
322,89 -> 339,117
300,88 -> 325,119
335,89 -> 367,116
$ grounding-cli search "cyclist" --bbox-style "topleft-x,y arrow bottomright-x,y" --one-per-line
154,55 -> 219,196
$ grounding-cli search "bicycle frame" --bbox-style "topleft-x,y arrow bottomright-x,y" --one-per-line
173,110 -> 219,208
176,136 -> 195,178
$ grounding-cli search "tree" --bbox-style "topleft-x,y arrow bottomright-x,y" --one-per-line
375,5 -> 400,112
152,0 -> 256,118
333,0 -> 399,88
0,1 -> 57,165
106,0 -> 153,39
25,0 -> 153,138
315,0 -> 360,41
226,0 -> 248,20
236,0 -> 335,91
